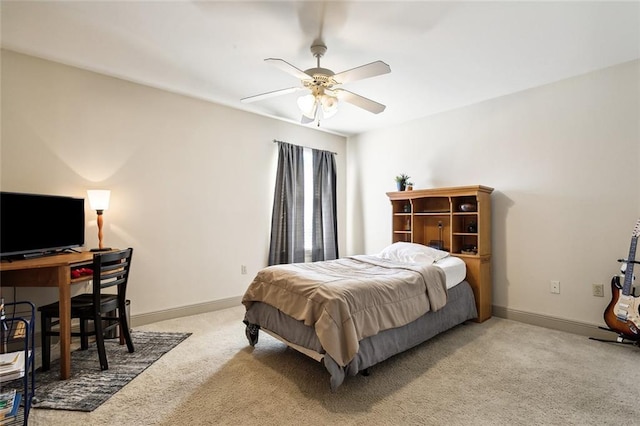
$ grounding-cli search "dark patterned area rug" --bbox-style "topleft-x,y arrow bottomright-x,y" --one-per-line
31,331 -> 191,412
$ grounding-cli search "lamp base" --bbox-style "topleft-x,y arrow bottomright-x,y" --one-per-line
90,247 -> 112,252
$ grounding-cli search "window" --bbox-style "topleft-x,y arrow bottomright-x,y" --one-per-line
268,141 -> 338,265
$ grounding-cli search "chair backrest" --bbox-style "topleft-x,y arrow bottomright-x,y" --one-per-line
91,248 -> 133,311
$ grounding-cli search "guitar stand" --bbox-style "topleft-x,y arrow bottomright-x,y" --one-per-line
589,326 -> 640,347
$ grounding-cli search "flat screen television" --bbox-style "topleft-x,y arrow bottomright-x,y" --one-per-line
0,191 -> 85,259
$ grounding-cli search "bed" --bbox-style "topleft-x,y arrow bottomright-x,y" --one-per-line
242,242 -> 479,391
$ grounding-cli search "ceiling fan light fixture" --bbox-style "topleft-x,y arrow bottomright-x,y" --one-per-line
297,93 -> 338,122
320,94 -> 339,118
297,94 -> 317,119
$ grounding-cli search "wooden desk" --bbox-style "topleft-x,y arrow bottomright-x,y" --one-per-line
0,251 -> 96,379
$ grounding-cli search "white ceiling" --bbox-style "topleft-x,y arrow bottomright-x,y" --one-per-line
2,1 -> 639,137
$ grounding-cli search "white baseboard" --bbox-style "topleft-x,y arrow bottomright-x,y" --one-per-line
492,305 -> 618,341
130,296 -> 243,328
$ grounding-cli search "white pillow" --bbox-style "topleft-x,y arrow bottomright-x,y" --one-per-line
377,242 -> 449,264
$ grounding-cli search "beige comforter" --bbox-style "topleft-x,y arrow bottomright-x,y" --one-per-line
242,255 -> 447,366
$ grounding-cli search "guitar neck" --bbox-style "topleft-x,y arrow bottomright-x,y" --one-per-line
622,236 -> 638,296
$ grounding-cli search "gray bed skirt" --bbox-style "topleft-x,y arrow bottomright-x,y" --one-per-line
244,280 -> 478,391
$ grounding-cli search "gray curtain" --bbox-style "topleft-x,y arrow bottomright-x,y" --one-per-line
268,142 -> 305,265
312,148 -> 338,261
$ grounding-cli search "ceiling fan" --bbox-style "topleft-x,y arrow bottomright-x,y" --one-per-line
241,40 -> 391,125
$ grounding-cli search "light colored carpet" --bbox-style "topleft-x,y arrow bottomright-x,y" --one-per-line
29,305 -> 640,425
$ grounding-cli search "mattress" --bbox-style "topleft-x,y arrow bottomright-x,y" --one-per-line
434,256 -> 467,289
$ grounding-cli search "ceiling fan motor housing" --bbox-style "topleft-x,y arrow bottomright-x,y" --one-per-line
303,68 -> 336,88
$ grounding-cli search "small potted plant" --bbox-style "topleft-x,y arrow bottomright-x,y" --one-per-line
395,174 -> 410,191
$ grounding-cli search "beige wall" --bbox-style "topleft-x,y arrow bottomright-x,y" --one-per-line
0,49 -> 347,316
346,60 -> 640,327
3,48 -> 639,330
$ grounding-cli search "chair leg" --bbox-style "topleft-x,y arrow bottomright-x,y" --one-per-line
80,319 -> 89,350
40,314 -> 51,372
105,308 -> 123,344
93,312 -> 108,370
119,320 -> 125,346
119,300 -> 134,353
117,304 -> 125,345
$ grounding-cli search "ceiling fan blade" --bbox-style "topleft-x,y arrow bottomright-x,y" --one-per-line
241,87 -> 302,103
336,89 -> 386,114
265,58 -> 312,81
332,61 -> 391,84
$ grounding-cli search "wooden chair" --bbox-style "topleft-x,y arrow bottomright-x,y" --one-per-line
38,248 -> 134,371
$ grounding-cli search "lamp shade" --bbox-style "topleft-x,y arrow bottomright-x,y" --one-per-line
87,190 -> 111,211
297,94 -> 317,119
320,94 -> 338,118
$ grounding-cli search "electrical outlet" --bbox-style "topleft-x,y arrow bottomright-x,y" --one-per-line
241,265 -> 247,275
550,280 -> 560,294
592,283 -> 604,297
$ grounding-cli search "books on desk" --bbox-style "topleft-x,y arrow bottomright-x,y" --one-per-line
0,351 -> 26,383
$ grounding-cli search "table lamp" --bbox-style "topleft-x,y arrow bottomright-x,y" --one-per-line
87,189 -> 111,252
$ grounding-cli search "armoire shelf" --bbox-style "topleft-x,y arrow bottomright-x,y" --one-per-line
387,185 -> 494,322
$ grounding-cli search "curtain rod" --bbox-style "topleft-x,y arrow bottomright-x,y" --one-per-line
272,139 -> 338,156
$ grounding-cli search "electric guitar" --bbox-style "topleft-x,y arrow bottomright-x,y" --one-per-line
604,218 -> 640,340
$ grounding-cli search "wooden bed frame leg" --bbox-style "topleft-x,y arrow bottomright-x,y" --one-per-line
245,323 -> 260,347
